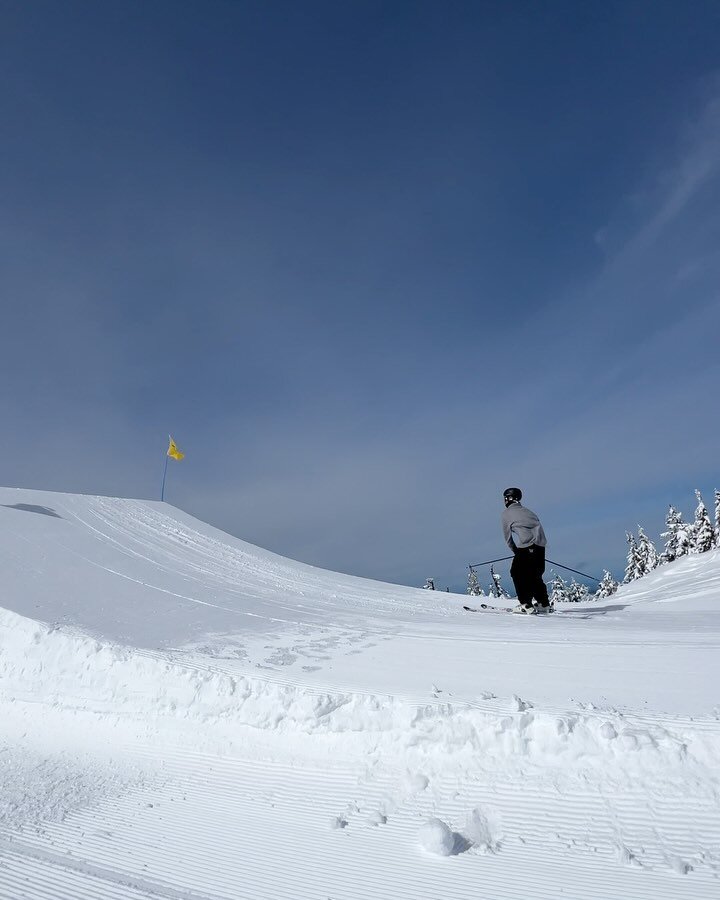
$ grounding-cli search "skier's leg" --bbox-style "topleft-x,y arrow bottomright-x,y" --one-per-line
532,546 -> 550,607
511,550 -> 533,608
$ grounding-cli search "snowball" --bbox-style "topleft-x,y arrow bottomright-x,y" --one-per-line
600,722 -> 617,740
418,817 -> 455,856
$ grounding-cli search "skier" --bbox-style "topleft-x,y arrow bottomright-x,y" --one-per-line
501,487 -> 551,615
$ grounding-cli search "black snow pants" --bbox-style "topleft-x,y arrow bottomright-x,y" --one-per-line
510,545 -> 550,608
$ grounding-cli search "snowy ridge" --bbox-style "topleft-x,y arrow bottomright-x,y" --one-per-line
1,488 -> 719,898
2,603 -> 718,779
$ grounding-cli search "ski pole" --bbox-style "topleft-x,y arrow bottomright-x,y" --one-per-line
470,556 -> 600,583
546,559 -> 600,582
468,556 -> 514,569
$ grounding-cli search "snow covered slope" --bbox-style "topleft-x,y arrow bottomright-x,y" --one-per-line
0,487 -> 718,899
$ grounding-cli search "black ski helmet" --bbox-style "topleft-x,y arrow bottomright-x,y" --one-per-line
503,487 -> 522,505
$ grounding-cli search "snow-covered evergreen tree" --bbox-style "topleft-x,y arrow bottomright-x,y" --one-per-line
691,490 -> 715,554
715,489 -> 720,548
549,573 -> 569,604
637,526 -> 658,574
489,565 -> 510,599
567,580 -> 590,603
595,570 -> 619,598
624,532 -> 643,583
660,506 -> 691,563
422,578 -> 435,590
466,569 -> 485,597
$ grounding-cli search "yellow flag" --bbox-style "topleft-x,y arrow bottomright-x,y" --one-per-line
167,436 -> 185,461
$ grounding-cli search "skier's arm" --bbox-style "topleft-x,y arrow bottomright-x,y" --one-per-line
502,514 -> 517,552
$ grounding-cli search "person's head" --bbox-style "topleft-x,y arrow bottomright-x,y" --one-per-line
503,487 -> 522,508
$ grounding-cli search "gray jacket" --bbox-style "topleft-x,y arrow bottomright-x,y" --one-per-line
502,502 -> 547,551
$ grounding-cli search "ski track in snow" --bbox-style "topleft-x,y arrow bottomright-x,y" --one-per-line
0,487 -> 719,899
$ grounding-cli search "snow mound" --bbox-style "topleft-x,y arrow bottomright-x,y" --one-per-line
3,603 -> 716,784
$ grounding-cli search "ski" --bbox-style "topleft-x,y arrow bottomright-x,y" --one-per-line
463,604 -> 591,619
463,603 -> 513,613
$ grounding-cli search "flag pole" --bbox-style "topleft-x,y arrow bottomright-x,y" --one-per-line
161,441 -> 169,501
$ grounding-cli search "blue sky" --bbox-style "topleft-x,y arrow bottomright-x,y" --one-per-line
2,0 -> 720,590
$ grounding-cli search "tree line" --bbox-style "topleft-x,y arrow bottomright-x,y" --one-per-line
623,489 -> 720,582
